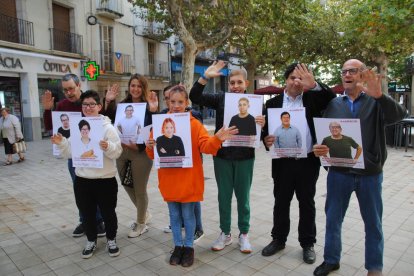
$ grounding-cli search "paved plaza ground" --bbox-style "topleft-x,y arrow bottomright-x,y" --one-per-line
1,132 -> 414,275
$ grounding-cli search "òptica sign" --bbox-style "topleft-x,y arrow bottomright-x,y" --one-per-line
0,54 -> 23,69
43,60 -> 72,73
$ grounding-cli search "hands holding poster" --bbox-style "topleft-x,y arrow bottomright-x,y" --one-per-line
51,111 -> 81,156
267,108 -> 307,158
70,117 -> 104,168
114,103 -> 147,145
152,113 -> 192,169
313,118 -> 364,169
223,93 -> 264,148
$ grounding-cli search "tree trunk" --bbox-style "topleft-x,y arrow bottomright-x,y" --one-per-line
180,43 -> 197,93
244,62 -> 256,94
375,53 -> 389,95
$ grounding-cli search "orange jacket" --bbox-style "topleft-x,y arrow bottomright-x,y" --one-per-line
146,113 -> 222,202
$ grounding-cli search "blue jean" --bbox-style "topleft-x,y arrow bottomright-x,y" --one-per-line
68,159 -> 103,224
324,169 -> 384,271
167,202 -> 196,247
195,202 -> 202,231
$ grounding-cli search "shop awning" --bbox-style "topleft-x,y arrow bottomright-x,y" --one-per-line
254,86 -> 285,95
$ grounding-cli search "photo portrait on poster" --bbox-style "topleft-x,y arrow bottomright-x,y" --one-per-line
52,111 -> 81,156
223,93 -> 263,148
152,113 -> 192,169
114,103 -> 146,144
267,108 -> 307,159
314,118 -> 364,169
69,116 -> 104,168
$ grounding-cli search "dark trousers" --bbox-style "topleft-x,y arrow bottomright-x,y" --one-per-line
271,155 -> 320,247
74,176 -> 118,241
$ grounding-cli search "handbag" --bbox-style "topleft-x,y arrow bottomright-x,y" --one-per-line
121,160 -> 134,187
13,139 -> 27,154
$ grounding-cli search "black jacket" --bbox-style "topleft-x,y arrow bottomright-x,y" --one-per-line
189,81 -> 254,160
262,82 -> 336,178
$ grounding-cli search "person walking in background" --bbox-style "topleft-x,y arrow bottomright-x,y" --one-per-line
0,107 -> 24,165
103,74 -> 158,238
313,59 -> 407,276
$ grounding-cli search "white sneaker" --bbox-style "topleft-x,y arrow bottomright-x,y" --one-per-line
145,212 -> 152,224
211,232 -> 232,251
128,222 -> 148,238
238,233 -> 252,253
163,225 -> 172,233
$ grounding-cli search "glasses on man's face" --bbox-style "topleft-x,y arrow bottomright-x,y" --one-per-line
341,68 -> 360,76
63,86 -> 77,93
82,103 -> 97,108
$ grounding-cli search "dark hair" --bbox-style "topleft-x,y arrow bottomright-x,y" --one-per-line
125,104 -> 134,111
60,113 -> 69,120
78,119 -> 90,131
163,85 -> 174,96
280,111 -> 290,118
80,90 -> 101,104
62,73 -> 80,85
284,63 -> 299,79
122,74 -> 150,103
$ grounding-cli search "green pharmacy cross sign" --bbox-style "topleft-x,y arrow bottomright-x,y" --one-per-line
83,61 -> 100,81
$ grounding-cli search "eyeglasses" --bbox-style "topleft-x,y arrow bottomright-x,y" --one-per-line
341,68 -> 360,76
82,103 -> 98,108
63,87 -> 77,93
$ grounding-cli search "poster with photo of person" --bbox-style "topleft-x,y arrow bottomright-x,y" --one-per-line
114,103 -> 147,145
223,93 -> 263,148
51,111 -> 81,156
314,118 -> 364,169
69,116 -> 104,168
152,113 -> 192,169
267,108 -> 308,159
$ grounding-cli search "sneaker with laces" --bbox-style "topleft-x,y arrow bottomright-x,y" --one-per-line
128,222 -> 148,238
82,240 -> 96,259
163,225 -> 172,233
107,239 -> 120,257
194,230 -> 205,243
97,222 -> 106,237
72,223 -> 84,237
238,233 -> 252,253
211,232 -> 232,251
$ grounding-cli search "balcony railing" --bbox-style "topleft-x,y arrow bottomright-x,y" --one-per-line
96,0 -> 123,19
50,28 -> 83,55
93,50 -> 131,74
0,13 -> 34,46
143,59 -> 169,79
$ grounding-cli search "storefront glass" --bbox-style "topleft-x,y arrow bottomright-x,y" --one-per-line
0,77 -> 22,121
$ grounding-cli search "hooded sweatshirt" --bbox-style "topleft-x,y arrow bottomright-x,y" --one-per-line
58,115 -> 123,179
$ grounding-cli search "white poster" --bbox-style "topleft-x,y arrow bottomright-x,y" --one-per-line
69,116 -> 104,168
152,113 -> 192,169
114,103 -> 147,144
52,111 -> 81,156
223,93 -> 263,148
314,118 -> 364,169
267,108 -> 308,159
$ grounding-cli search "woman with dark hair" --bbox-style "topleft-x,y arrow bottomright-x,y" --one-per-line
0,107 -> 24,165
104,74 -> 158,238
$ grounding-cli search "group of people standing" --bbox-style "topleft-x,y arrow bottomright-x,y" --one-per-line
41,55 -> 406,276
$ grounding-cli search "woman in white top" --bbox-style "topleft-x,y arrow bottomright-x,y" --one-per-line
0,107 -> 24,165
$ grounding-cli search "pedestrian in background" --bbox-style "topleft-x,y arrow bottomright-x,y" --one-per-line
0,107 -> 24,165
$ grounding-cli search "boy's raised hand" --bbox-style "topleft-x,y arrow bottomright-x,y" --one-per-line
294,63 -> 317,90
204,60 -> 227,79
148,91 -> 159,112
42,90 -> 55,110
215,125 -> 238,141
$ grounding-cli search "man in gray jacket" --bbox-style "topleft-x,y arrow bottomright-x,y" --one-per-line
313,59 -> 407,276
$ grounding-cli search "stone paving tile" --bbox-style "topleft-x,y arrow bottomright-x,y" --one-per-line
1,139 -> 414,275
